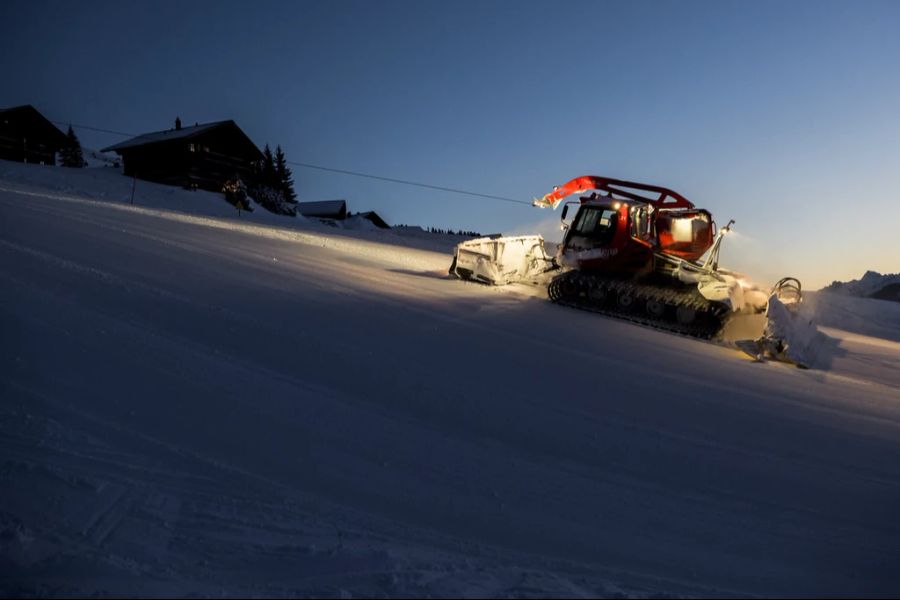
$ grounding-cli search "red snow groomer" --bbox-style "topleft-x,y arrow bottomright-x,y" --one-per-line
452,175 -> 802,340
535,175 -> 746,337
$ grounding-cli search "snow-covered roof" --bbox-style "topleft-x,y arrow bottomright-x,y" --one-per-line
357,211 -> 390,229
297,199 -> 346,218
0,104 -> 42,116
0,104 -> 27,115
101,120 -> 254,154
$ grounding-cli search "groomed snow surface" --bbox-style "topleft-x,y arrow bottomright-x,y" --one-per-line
2,162 -> 899,598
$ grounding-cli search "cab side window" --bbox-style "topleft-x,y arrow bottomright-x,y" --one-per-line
631,207 -> 650,240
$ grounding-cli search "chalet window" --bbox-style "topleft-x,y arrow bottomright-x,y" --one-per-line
189,143 -> 196,152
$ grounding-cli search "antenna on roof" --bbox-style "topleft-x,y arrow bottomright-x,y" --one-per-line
175,116 -> 182,131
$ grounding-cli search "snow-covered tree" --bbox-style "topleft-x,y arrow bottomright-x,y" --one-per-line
247,143 -> 298,216
249,185 -> 296,216
222,177 -> 252,214
59,125 -> 85,168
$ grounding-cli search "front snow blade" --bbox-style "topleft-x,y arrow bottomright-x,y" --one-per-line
450,235 -> 556,285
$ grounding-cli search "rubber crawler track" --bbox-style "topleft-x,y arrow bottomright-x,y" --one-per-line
547,271 -> 729,340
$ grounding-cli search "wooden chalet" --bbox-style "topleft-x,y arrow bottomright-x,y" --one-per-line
102,118 -> 263,192
0,105 -> 68,165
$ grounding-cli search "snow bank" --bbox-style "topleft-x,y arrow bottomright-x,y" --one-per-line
803,290 -> 900,343
81,147 -> 120,169
336,214 -> 380,231
731,286 -> 900,367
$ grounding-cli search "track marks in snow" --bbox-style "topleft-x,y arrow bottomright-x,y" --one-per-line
0,238 -> 199,309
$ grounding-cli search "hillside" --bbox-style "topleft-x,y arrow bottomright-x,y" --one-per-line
821,270 -> 900,302
2,162 -> 899,597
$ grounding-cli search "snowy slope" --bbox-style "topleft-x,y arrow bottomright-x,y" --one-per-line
803,290 -> 900,344
2,163 -> 900,597
0,161 -> 472,255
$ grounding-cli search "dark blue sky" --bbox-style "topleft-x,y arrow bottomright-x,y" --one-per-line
3,0 -> 899,286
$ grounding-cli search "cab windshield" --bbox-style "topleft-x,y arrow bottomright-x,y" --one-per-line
571,207 -> 618,246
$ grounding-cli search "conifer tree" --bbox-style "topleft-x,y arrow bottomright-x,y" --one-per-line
262,144 -> 276,188
249,154 -> 264,190
245,143 -> 296,217
274,145 -> 297,203
60,125 -> 85,168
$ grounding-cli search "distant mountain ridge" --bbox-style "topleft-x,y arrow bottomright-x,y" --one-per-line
821,270 -> 900,302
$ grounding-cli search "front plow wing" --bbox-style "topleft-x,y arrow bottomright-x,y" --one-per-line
449,235 -> 557,285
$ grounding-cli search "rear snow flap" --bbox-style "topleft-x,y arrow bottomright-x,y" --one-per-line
450,235 -> 555,285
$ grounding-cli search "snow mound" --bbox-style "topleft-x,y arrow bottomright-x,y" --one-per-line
81,147 -> 120,169
338,214 -> 380,231
803,290 -> 900,343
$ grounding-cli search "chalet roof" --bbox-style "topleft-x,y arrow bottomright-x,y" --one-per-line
297,199 -> 347,218
0,105 -> 67,145
0,105 -> 29,116
101,120 -> 262,159
0,104 -> 47,117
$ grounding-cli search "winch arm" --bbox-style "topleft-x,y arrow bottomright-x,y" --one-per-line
533,175 -> 696,210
